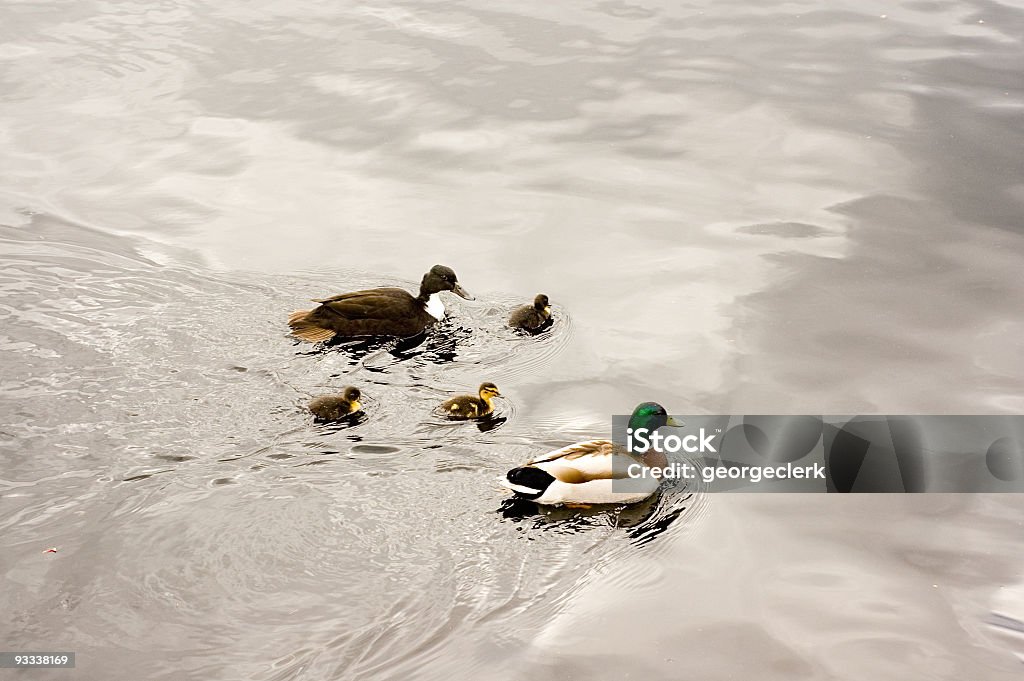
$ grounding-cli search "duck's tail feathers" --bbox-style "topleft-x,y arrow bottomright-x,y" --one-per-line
500,467 -> 556,499
288,310 -> 336,343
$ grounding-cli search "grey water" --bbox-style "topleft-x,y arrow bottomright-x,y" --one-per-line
2,0 -> 1023,679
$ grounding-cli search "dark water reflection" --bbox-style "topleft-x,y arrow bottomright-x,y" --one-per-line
2,0 -> 1023,678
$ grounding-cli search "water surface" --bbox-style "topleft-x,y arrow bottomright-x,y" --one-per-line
1,0 -> 1023,679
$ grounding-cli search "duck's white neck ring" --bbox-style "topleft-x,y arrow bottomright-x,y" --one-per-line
423,293 -> 446,320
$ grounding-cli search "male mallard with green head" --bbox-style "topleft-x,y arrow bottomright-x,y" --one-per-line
500,402 -> 683,506
308,386 -> 362,421
508,293 -> 551,332
288,265 -> 473,342
439,382 -> 502,419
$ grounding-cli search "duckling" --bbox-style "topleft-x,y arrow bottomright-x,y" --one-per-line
288,265 -> 473,342
308,386 -> 362,421
500,402 -> 684,506
439,382 -> 501,419
508,293 -> 551,332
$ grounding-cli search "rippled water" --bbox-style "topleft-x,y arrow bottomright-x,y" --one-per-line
2,0 -> 1023,679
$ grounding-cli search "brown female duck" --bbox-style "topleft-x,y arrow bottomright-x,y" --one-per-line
288,265 -> 473,342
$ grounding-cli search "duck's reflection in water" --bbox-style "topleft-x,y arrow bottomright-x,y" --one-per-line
315,319 -> 472,366
475,415 -> 507,433
312,410 -> 369,430
497,490 -> 693,545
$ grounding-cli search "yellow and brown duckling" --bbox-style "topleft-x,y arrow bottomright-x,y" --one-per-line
308,386 -> 362,422
289,265 -> 473,342
439,382 -> 501,420
508,294 -> 551,332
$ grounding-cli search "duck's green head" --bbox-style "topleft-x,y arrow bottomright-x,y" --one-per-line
628,402 -> 684,431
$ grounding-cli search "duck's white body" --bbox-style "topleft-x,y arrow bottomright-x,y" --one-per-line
501,439 -> 665,506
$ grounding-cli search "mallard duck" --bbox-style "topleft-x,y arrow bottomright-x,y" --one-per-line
288,265 -> 473,342
508,293 -> 551,331
308,386 -> 362,421
439,382 -> 501,419
500,402 -> 683,506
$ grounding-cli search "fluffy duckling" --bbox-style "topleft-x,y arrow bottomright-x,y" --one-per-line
508,293 -> 551,331
308,386 -> 362,421
500,402 -> 684,506
289,265 -> 473,342
439,382 -> 501,419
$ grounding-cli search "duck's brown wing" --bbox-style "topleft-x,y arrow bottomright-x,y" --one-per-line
312,288 -> 412,318
290,287 -> 427,340
313,287 -> 407,305
527,439 -> 618,465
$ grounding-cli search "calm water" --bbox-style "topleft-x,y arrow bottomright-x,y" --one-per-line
2,0 -> 1023,679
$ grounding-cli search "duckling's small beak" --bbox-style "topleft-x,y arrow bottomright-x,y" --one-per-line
452,282 -> 474,300
544,306 -> 552,315
351,400 -> 362,412
666,416 -> 685,427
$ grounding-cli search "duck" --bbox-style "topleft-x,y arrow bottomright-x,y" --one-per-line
288,265 -> 473,342
500,402 -> 684,506
308,386 -> 362,421
439,382 -> 502,419
508,293 -> 551,332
